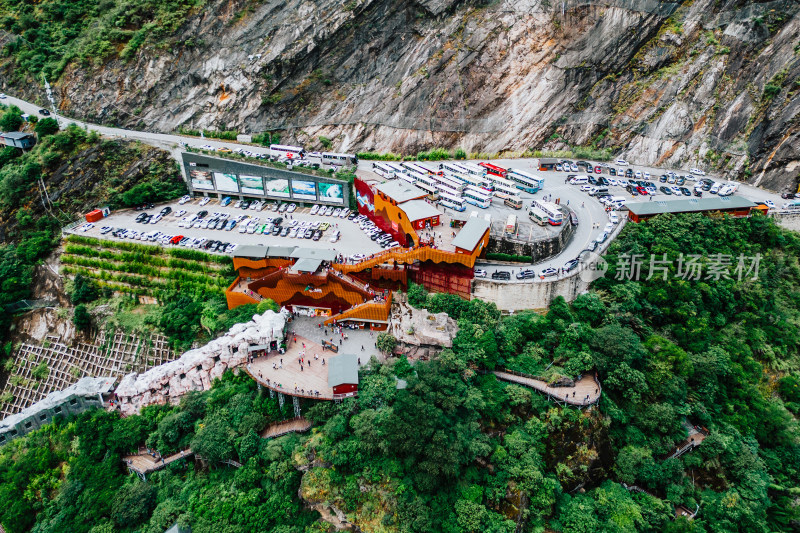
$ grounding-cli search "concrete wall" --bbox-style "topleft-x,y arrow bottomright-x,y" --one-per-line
472,273 -> 591,311
487,207 -> 576,262
771,211 -> 800,232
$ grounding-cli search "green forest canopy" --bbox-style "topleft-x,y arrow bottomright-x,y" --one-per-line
1,213 -> 800,532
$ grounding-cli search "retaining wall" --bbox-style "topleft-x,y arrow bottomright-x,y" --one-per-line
487,206 -> 576,262
472,273 -> 591,311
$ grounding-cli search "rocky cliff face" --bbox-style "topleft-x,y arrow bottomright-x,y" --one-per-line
3,0 -> 799,190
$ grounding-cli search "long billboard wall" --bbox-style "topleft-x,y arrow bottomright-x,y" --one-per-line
182,152 -> 349,205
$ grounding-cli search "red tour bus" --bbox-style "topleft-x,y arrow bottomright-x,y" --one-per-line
479,162 -> 507,178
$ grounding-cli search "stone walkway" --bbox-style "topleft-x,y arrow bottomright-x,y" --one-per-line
288,316 -> 385,362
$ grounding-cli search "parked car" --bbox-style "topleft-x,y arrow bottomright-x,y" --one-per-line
474,269 -> 487,278
491,271 -> 511,280
615,159 -> 629,166
690,168 -> 706,176
563,259 -> 579,272
310,204 -> 320,215
179,195 -> 192,205
201,197 -> 213,206
516,269 -> 537,280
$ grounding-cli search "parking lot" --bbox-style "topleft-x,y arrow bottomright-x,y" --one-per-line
72,198 -> 385,257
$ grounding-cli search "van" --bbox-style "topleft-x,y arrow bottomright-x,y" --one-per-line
569,175 -> 589,185
590,187 -> 609,197
609,196 -> 626,204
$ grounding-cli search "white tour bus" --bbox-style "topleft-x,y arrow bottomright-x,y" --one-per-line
528,206 -> 549,226
439,192 -> 466,212
372,162 -> 395,179
433,174 -> 466,193
415,180 -> 440,200
531,199 -> 563,226
269,144 -> 305,160
463,185 -> 492,208
459,162 -> 488,177
505,214 -> 517,234
322,152 -> 358,167
491,176 -> 519,199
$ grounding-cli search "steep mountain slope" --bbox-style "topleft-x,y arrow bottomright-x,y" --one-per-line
1,0 -> 798,190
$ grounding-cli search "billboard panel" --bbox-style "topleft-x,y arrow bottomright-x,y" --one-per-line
318,182 -> 344,204
239,174 -> 264,195
190,170 -> 214,191
265,178 -> 291,198
214,172 -> 239,193
291,179 -> 317,200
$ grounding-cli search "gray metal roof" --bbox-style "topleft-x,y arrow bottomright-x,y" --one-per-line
538,158 -> 559,164
2,132 -> 35,140
327,353 -> 359,388
0,376 -> 116,430
376,180 -> 427,203
626,196 -> 756,216
265,246 -> 297,258
233,245 -> 269,259
290,248 -> 338,261
292,258 -> 323,273
400,199 -> 441,221
451,217 -> 491,251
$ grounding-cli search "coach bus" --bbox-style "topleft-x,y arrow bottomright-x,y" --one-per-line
439,192 -> 466,212
453,172 -> 494,192
372,162 -> 395,178
507,168 -> 544,194
531,199 -> 563,226
463,185 -> 492,209
491,176 -> 519,199
269,144 -> 305,160
504,196 -> 523,210
459,162 -> 488,177
505,214 -> 517,234
433,174 -> 466,193
479,162 -> 508,178
402,162 -> 434,176
415,180 -> 440,201
528,206 -> 549,226
322,152 -> 358,167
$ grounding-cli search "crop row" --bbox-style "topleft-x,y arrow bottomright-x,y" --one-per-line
61,255 -> 230,288
63,244 -> 233,275
64,235 -> 232,265
61,265 -> 227,296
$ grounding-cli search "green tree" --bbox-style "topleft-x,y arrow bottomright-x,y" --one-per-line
73,304 -> 91,331
0,109 -> 23,132
111,481 -> 157,528
35,117 -> 59,137
376,332 -> 397,354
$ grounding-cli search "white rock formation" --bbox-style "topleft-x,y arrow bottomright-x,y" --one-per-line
115,309 -> 288,415
389,301 -> 458,348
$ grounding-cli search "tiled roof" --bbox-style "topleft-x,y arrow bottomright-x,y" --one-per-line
451,217 -> 491,251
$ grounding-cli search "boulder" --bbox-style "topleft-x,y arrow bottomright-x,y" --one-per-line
389,301 -> 458,347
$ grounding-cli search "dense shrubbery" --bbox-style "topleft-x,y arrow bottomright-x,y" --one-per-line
0,373 -> 309,533
0,0 -> 204,81
485,252 -> 532,263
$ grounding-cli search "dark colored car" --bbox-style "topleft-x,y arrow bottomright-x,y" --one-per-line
680,187 -> 691,196
659,175 -> 668,182
197,210 -> 208,218
781,192 -> 794,199
625,169 -> 633,177
588,176 -> 598,186
273,216 -> 283,226
660,186 -> 673,195
564,259 -> 579,272
693,189 -> 703,197
676,177 -> 685,186
272,226 -> 281,235
38,109 -> 51,116
241,200 -> 251,209
609,168 -> 617,176
135,213 -> 148,222
305,229 -> 314,239
348,212 -> 358,220
491,271 -> 511,280
597,177 -> 608,186
160,206 -> 172,216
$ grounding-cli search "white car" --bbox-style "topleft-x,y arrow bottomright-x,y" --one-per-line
690,168 -> 706,176
174,209 -> 187,218
350,253 -> 366,262
474,269 -> 487,278
764,200 -> 776,209
329,230 -> 341,243
570,163 -> 579,172
80,223 -> 94,232
580,185 -> 593,192
608,212 -> 619,224
100,226 -> 113,234
200,144 -> 215,151
178,195 -> 192,205
287,203 -> 297,213
339,209 -> 349,218
643,172 -> 650,180
609,178 -> 618,186
0,93 -> 6,99
603,223 -> 615,233
618,179 -> 628,187
634,171 -> 642,179
615,159 -> 629,166
199,197 -> 211,206
310,205 -> 320,215
250,201 -> 262,211
234,200 -> 242,209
